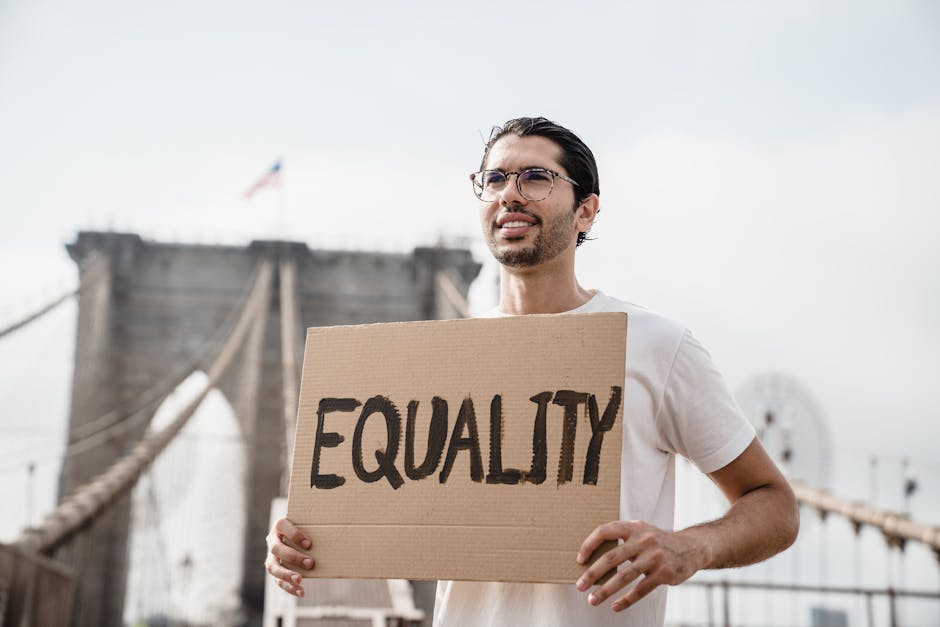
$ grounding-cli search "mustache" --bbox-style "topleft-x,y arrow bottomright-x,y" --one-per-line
496,206 -> 542,224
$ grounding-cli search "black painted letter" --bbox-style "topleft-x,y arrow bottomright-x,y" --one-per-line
486,394 -> 522,485
439,397 -> 484,483
311,397 -> 359,489
552,390 -> 589,485
522,392 -> 551,485
404,397 -> 448,480
352,396 -> 404,490
583,386 -> 623,485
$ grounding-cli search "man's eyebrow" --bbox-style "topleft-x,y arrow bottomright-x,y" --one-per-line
487,164 -> 556,172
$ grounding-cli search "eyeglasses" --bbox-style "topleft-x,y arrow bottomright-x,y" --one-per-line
469,168 -> 580,202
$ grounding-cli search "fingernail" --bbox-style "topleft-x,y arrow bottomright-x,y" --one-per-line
302,539 -> 311,549
296,587 -> 305,598
576,553 -> 584,564
292,574 -> 301,585
576,578 -> 585,591
303,558 -> 314,569
588,593 -> 598,606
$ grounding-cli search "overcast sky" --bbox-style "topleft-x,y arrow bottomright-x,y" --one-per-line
1,0 -> 938,623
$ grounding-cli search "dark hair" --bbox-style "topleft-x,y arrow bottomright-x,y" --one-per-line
481,116 -> 599,246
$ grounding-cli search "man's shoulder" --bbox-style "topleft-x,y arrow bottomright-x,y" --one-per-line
581,291 -> 687,344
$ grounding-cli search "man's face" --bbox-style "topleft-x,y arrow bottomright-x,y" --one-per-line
479,134 -> 581,268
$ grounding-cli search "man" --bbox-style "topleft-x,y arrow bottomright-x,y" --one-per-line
265,117 -> 799,625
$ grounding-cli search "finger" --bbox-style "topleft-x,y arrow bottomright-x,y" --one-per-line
274,517 -> 312,550
266,556 -> 306,586
586,561 -> 644,606
271,540 -> 315,570
576,543 -> 630,591
578,521 -> 626,565
578,520 -> 645,564
611,572 -> 661,612
277,578 -> 306,598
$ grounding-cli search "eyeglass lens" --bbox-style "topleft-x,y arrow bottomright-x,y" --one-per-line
476,169 -> 555,201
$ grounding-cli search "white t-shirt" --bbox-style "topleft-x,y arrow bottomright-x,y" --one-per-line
433,291 -> 755,626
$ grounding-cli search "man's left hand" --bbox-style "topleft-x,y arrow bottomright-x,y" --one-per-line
575,520 -> 707,612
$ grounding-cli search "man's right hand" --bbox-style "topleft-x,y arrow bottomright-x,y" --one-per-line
264,517 -> 314,598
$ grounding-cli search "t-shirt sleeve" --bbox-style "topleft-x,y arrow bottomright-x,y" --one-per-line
655,329 -> 756,474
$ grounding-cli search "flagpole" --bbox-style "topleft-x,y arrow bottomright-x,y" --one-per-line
277,162 -> 286,240
243,159 -> 284,239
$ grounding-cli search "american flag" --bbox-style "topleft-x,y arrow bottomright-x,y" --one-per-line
243,160 -> 282,199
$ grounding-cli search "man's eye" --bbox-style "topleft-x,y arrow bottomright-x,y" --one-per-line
482,172 -> 507,186
521,170 -> 552,183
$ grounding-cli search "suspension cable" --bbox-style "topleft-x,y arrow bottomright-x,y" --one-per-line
435,270 -> 470,319
0,257 -> 106,341
279,258 -> 301,495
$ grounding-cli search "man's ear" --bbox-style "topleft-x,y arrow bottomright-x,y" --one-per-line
575,194 -> 600,232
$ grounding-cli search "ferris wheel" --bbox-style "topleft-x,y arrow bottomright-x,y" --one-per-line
735,372 -> 833,489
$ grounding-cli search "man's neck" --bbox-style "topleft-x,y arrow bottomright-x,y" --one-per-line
497,260 -> 594,315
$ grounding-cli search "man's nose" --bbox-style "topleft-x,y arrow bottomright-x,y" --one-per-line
497,174 -> 528,206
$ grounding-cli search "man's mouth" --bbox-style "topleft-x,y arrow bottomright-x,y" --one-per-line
495,211 -> 539,239
495,212 -> 539,238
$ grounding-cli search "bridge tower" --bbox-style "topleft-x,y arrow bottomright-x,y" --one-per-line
58,231 -> 480,626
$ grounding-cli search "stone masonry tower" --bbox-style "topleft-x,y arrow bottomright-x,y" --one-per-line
59,231 -> 480,626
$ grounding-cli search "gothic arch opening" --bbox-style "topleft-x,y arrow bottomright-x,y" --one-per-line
124,370 -> 246,626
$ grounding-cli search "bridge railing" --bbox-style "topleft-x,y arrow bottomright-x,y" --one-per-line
0,544 -> 74,627
680,578 -> 940,627
791,479 -> 940,558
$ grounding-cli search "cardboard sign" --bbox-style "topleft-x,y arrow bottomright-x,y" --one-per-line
287,312 -> 627,584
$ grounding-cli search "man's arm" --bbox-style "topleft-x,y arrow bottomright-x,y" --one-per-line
575,437 -> 799,612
